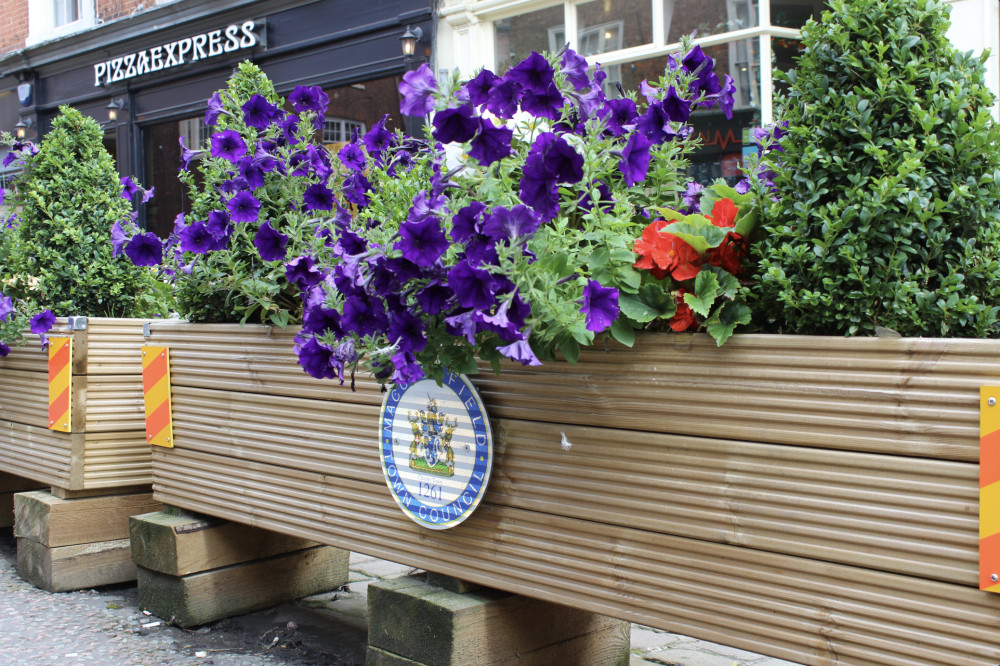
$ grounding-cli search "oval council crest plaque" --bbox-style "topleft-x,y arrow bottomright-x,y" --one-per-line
379,371 -> 493,530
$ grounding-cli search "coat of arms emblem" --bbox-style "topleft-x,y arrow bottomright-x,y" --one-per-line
407,398 -> 456,477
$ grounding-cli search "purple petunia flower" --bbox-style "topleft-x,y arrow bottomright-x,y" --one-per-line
210,130 -> 248,162
120,176 -> 140,200
597,98 -> 638,137
226,191 -> 261,224
390,351 -> 424,385
485,78 -> 521,119
416,280 -> 453,315
124,232 -> 163,267
620,132 -> 653,186
178,137 -> 201,171
341,296 -> 388,338
303,183 -> 335,211
520,82 -> 565,121
0,294 -> 13,321
338,142 -> 366,171
680,181 -> 704,214
205,92 -> 225,126
217,177 -> 249,195
497,336 -> 542,366
178,221 -> 215,254
253,221 -> 289,262
0,342 -> 9,357
110,220 -> 129,258
637,102 -> 673,144
534,132 -> 584,183
242,94 -> 278,130
662,85 -> 691,123
295,336 -> 337,380
396,216 -> 450,267
579,280 -> 620,332
447,260 -> 497,311
30,309 -> 55,335
343,172 -> 372,207
279,114 -> 300,143
363,116 -> 395,162
289,85 -> 330,115
285,255 -> 323,290
506,51 -> 555,95
450,202 -> 486,244
239,156 -> 266,189
560,48 -> 590,91
301,305 -> 342,337
205,210 -> 231,238
482,205 -> 541,243
578,180 -> 615,213
432,105 -> 479,145
465,68 -> 498,108
398,63 -> 438,117
388,309 -> 427,355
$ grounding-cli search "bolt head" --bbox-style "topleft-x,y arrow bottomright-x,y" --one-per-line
991,397 -> 997,407
992,574 -> 998,583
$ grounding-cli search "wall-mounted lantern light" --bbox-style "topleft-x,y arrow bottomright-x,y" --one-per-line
14,117 -> 33,140
400,26 -> 422,58
107,98 -> 125,122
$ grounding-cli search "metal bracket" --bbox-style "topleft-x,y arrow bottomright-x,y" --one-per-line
143,322 -> 151,337
67,316 -> 88,331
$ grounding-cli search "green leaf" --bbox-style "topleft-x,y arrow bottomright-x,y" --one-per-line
705,302 -> 752,346
557,337 -> 581,364
664,222 -> 727,252
618,285 -> 676,323
610,319 -> 636,347
683,271 -> 721,317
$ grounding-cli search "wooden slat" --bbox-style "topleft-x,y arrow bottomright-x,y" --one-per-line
82,431 -> 153,488
0,420 -> 76,487
152,448 -> 1000,666
165,384 -> 978,585
83,318 -> 147,376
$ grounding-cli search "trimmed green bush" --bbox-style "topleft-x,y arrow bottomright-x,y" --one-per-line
0,106 -> 166,318
754,0 -> 1000,336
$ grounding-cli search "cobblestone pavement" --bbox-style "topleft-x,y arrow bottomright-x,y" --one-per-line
1,528 -> 801,665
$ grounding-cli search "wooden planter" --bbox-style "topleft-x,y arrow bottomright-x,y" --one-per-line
144,320 -> 1000,666
0,317 -> 151,491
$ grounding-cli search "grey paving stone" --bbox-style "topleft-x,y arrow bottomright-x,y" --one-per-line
755,658 -> 805,666
631,626 -> 683,650
644,648 -> 740,666
350,558 -> 418,579
687,639 -> 773,661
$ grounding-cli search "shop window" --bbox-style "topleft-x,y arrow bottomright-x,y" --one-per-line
494,4 -> 564,73
576,0 -> 652,52
27,0 -> 96,46
178,118 -> 211,152
322,118 -> 366,147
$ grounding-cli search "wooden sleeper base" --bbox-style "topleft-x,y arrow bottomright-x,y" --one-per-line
130,510 -> 349,627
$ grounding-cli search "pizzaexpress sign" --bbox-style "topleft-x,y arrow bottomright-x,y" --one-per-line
94,20 -> 260,87
379,371 -> 493,530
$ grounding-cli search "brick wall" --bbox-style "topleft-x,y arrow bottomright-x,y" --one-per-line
97,0 -> 144,23
0,1 -> 29,57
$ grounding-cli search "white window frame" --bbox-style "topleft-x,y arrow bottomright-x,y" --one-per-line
27,0 -> 97,47
439,0 -> 804,123
322,118 -> 366,146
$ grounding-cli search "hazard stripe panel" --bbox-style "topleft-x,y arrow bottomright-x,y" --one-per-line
981,386 -> 1000,591
48,337 -> 72,433
142,346 -> 174,448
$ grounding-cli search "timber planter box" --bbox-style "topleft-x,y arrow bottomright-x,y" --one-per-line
144,320 -> 1000,666
0,317 -> 151,491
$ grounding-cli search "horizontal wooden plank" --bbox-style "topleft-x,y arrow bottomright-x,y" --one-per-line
151,448 -> 1000,666
0,420 -> 76,488
146,326 -> 1000,462
165,385 -> 978,585
82,431 -> 153,489
84,318 -> 147,376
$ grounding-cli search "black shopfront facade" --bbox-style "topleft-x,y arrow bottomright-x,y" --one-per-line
0,0 -> 433,237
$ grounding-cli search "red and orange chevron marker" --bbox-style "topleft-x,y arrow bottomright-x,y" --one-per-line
980,387 -> 1000,592
48,337 -> 72,433
142,346 -> 173,448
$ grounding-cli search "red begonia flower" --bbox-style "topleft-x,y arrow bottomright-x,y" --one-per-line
669,290 -> 698,332
708,198 -> 738,228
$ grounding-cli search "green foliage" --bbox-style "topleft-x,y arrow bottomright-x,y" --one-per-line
753,0 -> 1000,337
173,61 -> 319,325
0,106 -> 166,323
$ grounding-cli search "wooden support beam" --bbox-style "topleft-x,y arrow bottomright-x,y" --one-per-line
14,490 -> 161,547
137,545 -> 349,628
16,537 -> 135,592
367,574 -> 630,666
130,511 -> 321,576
